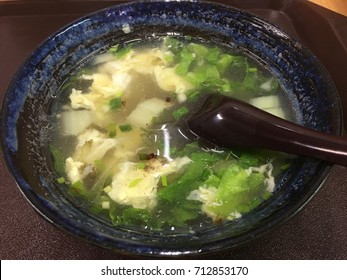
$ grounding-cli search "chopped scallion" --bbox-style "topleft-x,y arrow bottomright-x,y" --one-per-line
137,162 -> 146,169
108,122 -> 117,137
68,180 -> 86,197
56,177 -> 65,184
109,97 -> 122,110
109,45 -> 131,58
161,175 -> 168,187
119,124 -> 132,132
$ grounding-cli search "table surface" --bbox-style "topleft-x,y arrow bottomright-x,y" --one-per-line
309,0 -> 347,16
1,0 -> 347,260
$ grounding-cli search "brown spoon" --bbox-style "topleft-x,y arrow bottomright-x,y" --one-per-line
186,94 -> 347,166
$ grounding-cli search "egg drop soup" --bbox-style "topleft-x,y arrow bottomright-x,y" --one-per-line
49,36 -> 293,231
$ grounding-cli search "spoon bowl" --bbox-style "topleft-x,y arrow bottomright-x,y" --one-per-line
187,94 -> 347,166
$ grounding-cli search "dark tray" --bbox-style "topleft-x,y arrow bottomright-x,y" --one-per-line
1,0 -> 346,259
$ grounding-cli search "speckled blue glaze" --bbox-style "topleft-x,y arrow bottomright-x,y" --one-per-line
1,0 -> 342,256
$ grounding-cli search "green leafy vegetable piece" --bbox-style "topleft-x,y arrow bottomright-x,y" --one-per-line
68,180 -> 87,197
217,54 -> 234,73
238,153 -> 260,168
212,160 -> 233,178
191,152 -> 224,163
49,145 -> 65,176
122,208 -> 152,226
109,45 -> 131,58
158,160 -> 204,203
108,202 -> 123,226
175,48 -> 195,75
155,199 -> 201,228
207,165 -> 265,217
204,174 -> 220,187
262,191 -> 272,200
172,106 -> 189,120
187,43 -> 209,57
89,204 -> 104,215
164,37 -> 184,55
170,200 -> 201,226
206,47 -> 221,64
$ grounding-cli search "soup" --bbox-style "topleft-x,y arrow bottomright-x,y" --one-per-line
50,36 -> 292,231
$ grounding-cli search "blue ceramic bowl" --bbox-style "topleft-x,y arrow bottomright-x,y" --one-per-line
1,1 -> 342,256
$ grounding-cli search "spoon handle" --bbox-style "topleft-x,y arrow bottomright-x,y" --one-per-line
187,95 -> 347,166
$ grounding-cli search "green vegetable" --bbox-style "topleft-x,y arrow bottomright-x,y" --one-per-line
206,47 -> 221,64
187,43 -> 209,57
204,174 -> 220,187
50,145 -> 65,176
137,162 -> 146,169
165,200 -> 201,227
175,48 -> 195,75
158,160 -> 204,203
172,106 -> 189,120
109,45 -> 132,58
109,97 -> 122,110
59,36 -> 287,229
108,122 -> 117,138
56,177 -> 65,184
68,180 -> 87,197
108,205 -> 154,227
94,159 -> 106,171
217,54 -> 234,73
160,175 -> 168,187
119,124 -> 132,132
122,208 -> 152,226
164,37 -> 185,56
207,165 -> 265,218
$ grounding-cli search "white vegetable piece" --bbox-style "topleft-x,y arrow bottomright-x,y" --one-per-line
263,107 -> 285,119
249,95 -> 281,109
127,97 -> 173,128
260,77 -> 276,92
249,95 -> 285,119
93,52 -> 116,65
60,109 -> 92,136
